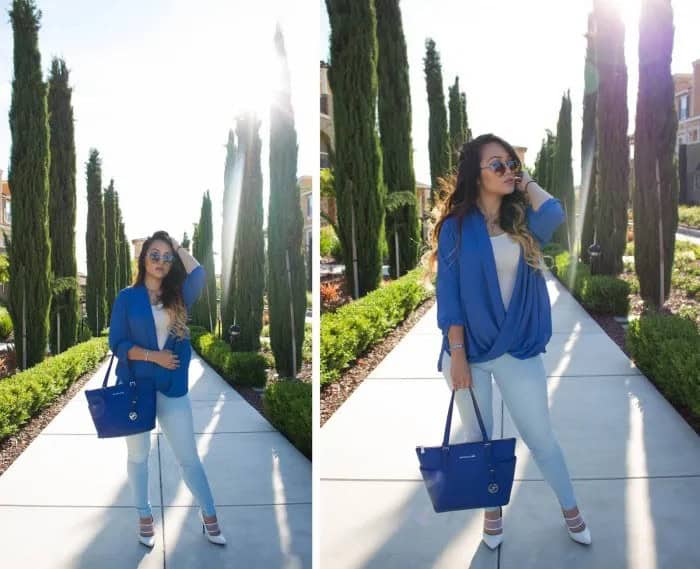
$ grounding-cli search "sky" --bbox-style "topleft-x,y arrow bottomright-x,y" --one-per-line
0,0 -> 317,275
321,0 -> 700,188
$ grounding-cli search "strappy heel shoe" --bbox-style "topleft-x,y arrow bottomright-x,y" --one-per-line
564,509 -> 592,545
200,511 -> 227,545
138,515 -> 156,548
482,506 -> 504,550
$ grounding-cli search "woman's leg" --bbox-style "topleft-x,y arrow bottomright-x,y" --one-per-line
125,431 -> 153,519
490,353 -> 578,511
440,351 -> 500,516
156,391 -> 217,519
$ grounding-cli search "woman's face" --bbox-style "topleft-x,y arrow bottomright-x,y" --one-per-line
144,239 -> 174,282
477,142 -> 518,199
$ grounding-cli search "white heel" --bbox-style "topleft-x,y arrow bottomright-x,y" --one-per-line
565,510 -> 592,545
482,507 -> 503,550
200,511 -> 227,545
138,516 -> 156,548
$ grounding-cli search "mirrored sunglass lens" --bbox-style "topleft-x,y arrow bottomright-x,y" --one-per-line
162,254 -> 173,263
507,160 -> 519,171
148,252 -> 160,262
490,160 -> 506,174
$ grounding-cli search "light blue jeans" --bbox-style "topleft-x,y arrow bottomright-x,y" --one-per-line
125,391 -> 217,519
441,350 -> 577,512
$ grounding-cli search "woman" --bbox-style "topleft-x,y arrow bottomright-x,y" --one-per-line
425,134 -> 591,549
109,230 -> 226,547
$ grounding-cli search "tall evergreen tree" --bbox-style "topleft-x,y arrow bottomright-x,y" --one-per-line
114,191 -> 125,289
191,192 -> 216,332
580,12 -> 599,264
47,57 -> 79,353
448,76 -> 466,164
593,0 -> 630,275
7,0 -> 52,368
460,92 -> 471,142
221,129 -> 236,338
229,113 -> 265,350
551,92 -> 575,250
103,179 -> 119,319
533,137 -> 547,183
118,220 -> 128,288
544,130 -> 557,192
376,0 -> 420,278
85,150 -> 106,335
267,26 -> 307,377
424,38 -> 451,204
181,231 -> 190,251
633,0 -> 678,306
326,0 -> 386,297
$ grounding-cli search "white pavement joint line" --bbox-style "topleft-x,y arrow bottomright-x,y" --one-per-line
157,434 -> 166,562
319,474 -> 700,483
365,372 -> 643,380
0,502 -> 314,508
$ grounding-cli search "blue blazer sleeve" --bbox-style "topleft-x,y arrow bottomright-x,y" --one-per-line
436,216 -> 465,335
182,265 -> 206,311
109,290 -> 134,361
526,197 -> 566,246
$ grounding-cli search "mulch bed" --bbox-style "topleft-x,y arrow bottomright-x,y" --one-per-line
320,296 -> 435,427
0,358 -> 107,477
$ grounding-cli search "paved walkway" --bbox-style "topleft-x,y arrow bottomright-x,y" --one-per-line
320,269 -> 700,568
0,353 -> 311,568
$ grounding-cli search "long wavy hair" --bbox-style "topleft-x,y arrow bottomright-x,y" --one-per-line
422,133 -> 545,283
134,230 -> 190,341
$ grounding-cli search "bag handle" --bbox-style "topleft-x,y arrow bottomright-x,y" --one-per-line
442,387 -> 490,447
102,352 -> 117,388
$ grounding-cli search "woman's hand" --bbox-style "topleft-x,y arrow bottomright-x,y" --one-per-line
169,236 -> 181,252
515,169 -> 532,193
152,349 -> 180,370
450,351 -> 473,390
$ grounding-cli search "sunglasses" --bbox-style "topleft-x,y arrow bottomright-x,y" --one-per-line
148,250 -> 174,264
480,158 -> 520,176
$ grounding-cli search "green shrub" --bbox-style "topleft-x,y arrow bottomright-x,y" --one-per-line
302,322 -> 312,363
0,306 -> 13,341
261,324 -> 270,338
320,225 -> 343,261
679,205 -> 700,229
190,326 -> 268,387
627,313 -> 700,416
0,337 -> 109,441
321,267 -> 432,385
263,380 -> 311,459
579,275 -> 630,315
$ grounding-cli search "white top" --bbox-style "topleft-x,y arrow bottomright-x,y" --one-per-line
151,302 -> 171,350
489,232 -> 521,310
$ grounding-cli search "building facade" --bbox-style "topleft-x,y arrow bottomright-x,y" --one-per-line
675,60 -> 700,204
0,169 -> 11,257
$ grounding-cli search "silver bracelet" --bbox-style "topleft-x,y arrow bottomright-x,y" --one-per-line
449,343 -> 465,350
145,350 -> 149,362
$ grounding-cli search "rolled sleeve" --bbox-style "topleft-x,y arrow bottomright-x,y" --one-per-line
526,197 -> 566,246
109,291 -> 134,362
182,265 -> 206,310
436,216 -> 465,334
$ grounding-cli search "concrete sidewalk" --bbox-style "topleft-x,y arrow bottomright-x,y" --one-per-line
0,353 -> 311,569
320,269 -> 700,568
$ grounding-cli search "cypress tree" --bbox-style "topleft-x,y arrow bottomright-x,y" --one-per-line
8,0 -> 52,368
85,150 -> 106,335
543,130 -> 557,192
580,12 -> 599,264
191,192 -> 216,332
221,129 -> 236,338
118,220 -> 127,288
267,26 -> 307,377
533,137 -> 547,183
326,0 -> 386,297
47,57 -> 79,353
593,0 -> 629,275
229,113 -> 265,350
460,92 -> 471,142
376,0 -> 419,279
633,0 -> 677,306
424,38 -> 451,204
103,179 -> 119,319
448,76 -> 466,164
181,232 -> 190,251
124,222 -> 132,286
551,91 -> 575,250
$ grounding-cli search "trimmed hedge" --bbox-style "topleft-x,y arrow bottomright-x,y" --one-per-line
264,380 -> 311,460
190,326 -> 268,387
0,337 -> 109,441
0,306 -> 12,341
549,250 -> 630,316
627,312 -> 700,417
321,267 -> 432,385
679,205 -> 700,229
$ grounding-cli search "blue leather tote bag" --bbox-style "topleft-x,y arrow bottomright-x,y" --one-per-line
85,352 -> 156,438
416,388 -> 516,513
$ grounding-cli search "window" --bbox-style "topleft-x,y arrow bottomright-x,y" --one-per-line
679,94 -> 689,121
320,94 -> 329,115
306,195 -> 312,217
3,199 -> 10,225
695,172 -> 700,192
